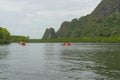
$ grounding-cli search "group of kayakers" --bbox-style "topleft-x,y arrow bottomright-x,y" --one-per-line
19,41 -> 71,46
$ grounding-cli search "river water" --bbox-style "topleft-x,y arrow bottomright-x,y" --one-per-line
0,43 -> 120,80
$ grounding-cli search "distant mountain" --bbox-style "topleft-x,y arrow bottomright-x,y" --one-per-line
42,0 -> 120,39
42,28 -> 56,39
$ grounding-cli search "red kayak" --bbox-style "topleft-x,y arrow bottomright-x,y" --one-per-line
63,42 -> 71,46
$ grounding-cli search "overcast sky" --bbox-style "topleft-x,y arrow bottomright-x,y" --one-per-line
0,0 -> 101,39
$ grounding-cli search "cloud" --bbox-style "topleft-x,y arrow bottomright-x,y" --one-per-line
0,0 -> 23,12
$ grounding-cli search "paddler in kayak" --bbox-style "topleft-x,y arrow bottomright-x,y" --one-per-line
19,41 -> 26,46
67,42 -> 71,46
63,42 -> 71,46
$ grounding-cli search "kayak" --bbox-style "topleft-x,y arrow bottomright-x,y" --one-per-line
63,42 -> 71,46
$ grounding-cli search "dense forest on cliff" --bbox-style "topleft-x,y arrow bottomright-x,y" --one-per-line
42,0 -> 120,42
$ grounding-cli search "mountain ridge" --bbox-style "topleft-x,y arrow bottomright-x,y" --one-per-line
42,0 -> 120,39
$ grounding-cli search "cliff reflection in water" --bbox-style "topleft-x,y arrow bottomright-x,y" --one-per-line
60,44 -> 120,80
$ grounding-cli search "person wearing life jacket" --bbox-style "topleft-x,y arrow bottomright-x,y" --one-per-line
21,42 -> 26,46
19,41 -> 23,45
63,42 -> 66,45
67,42 -> 71,46
19,41 -> 26,46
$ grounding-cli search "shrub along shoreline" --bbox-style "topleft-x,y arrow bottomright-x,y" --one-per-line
28,37 -> 120,43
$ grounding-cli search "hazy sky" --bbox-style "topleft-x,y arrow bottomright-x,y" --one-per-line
0,0 -> 101,39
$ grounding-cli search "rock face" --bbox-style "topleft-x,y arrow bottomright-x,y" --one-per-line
42,0 -> 120,39
56,21 -> 71,38
92,0 -> 120,17
42,28 -> 56,39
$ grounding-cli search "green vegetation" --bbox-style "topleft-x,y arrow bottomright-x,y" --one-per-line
0,27 -> 11,44
28,39 -> 42,43
10,35 -> 29,42
28,37 -> 120,43
0,27 -> 29,44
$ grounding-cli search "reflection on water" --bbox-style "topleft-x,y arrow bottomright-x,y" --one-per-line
60,43 -> 120,80
0,43 -> 120,80
0,45 -> 9,59
0,45 -> 9,80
